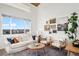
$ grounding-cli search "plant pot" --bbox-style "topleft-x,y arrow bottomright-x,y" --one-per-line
68,39 -> 74,43
72,40 -> 79,47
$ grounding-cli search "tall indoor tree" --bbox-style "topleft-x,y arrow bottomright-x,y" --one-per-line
64,12 -> 78,40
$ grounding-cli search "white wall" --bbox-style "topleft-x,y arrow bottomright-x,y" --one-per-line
0,4 -> 37,48
30,6 -> 38,35
37,3 -> 79,40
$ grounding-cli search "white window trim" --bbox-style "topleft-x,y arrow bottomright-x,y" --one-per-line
1,15 -> 31,35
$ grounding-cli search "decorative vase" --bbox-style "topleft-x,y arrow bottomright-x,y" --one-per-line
38,35 -> 41,43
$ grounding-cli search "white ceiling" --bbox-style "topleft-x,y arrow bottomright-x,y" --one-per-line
3,3 -> 32,13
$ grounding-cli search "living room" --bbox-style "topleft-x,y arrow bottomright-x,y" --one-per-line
0,3 -> 79,56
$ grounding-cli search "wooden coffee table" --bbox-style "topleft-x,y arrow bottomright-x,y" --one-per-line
28,43 -> 46,56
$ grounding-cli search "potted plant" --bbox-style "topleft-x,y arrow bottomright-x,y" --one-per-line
64,12 -> 78,46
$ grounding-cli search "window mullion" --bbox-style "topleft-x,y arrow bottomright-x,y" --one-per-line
0,15 -> 3,35
10,17 -> 12,35
24,20 -> 26,35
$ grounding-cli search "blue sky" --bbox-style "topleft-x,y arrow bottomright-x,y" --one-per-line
2,17 -> 31,29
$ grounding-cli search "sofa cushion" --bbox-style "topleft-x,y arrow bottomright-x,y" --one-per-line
21,36 -> 28,42
21,34 -> 33,42
52,40 -> 61,48
52,42 -> 60,48
26,32 -> 33,41
11,40 -> 33,49
17,36 -> 23,42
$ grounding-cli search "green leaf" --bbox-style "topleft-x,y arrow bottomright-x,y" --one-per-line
72,22 -> 78,28
69,28 -> 75,33
69,35 -> 74,39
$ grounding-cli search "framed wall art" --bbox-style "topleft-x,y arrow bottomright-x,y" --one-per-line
53,30 -> 57,33
50,25 -> 56,30
44,25 -> 50,31
50,18 -> 56,24
57,23 -> 68,31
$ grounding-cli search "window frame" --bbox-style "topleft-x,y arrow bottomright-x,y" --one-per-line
1,15 -> 31,35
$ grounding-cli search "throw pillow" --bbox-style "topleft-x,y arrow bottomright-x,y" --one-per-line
7,38 -> 13,44
13,37 -> 19,43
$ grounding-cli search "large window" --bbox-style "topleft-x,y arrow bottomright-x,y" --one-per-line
2,16 -> 31,34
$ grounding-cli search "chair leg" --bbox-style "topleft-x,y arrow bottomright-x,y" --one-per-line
67,51 -> 70,56
43,48 -> 46,56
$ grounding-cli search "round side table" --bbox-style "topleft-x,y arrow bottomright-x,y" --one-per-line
28,43 -> 46,56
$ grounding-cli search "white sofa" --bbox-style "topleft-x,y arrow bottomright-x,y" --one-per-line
4,33 -> 34,53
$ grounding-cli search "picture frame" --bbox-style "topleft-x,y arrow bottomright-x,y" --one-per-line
57,23 -> 68,31
46,21 -> 49,24
50,18 -> 56,24
44,25 -> 50,31
53,30 -> 57,33
50,25 -> 56,30
57,24 -> 63,31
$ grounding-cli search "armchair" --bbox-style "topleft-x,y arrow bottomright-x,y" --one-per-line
51,39 -> 66,50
